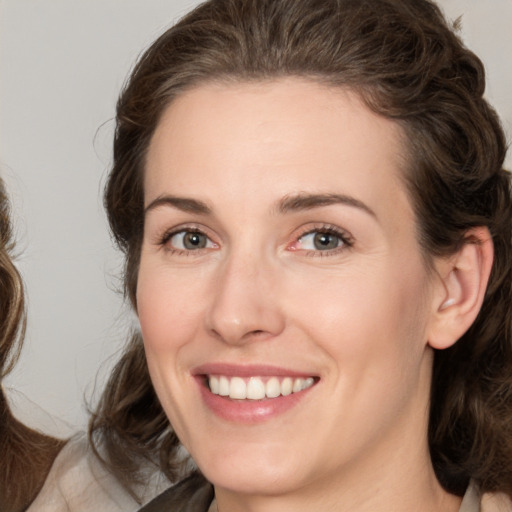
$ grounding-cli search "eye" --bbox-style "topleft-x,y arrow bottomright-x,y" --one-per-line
298,231 -> 343,251
289,225 -> 353,255
166,230 -> 216,251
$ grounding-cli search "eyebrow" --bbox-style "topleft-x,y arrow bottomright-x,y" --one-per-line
277,193 -> 376,218
145,195 -> 211,216
144,192 -> 376,218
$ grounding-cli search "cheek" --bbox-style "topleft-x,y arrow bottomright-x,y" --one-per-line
286,258 -> 431,367
136,262 -> 207,433
136,261 -> 205,353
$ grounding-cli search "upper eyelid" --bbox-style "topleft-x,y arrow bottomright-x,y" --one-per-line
162,223 -> 352,239
162,225 -> 215,243
295,224 -> 354,242
166,225 -> 206,236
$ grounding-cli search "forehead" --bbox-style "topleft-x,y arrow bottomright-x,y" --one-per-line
145,78 -> 412,222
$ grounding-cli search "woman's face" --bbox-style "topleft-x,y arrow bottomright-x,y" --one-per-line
138,79 -> 441,499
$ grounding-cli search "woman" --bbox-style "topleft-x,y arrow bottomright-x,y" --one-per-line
0,179 -> 66,512
34,0 -> 512,510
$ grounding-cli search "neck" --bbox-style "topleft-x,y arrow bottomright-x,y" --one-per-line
213,453 -> 461,512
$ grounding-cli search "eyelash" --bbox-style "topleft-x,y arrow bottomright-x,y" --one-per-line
156,223 -> 354,257
290,224 -> 354,257
158,226 -> 217,256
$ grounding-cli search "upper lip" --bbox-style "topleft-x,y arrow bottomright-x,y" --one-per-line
192,363 -> 318,379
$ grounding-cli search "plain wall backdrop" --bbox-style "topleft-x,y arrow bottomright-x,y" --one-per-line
1,0 -> 511,436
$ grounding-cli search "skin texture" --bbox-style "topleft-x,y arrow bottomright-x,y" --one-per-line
137,79 -> 466,512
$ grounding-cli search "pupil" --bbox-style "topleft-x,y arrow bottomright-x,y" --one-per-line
314,232 -> 338,250
184,232 -> 206,249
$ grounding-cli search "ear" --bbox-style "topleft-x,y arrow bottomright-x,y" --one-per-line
427,227 -> 494,350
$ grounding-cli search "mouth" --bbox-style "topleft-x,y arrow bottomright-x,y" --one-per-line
193,364 -> 319,422
207,375 -> 316,400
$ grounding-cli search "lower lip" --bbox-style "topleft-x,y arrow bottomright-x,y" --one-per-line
197,379 -> 314,424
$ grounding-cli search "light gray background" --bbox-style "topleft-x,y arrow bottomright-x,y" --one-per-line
1,0 -> 511,435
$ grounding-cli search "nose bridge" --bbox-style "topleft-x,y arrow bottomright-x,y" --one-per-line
206,244 -> 284,345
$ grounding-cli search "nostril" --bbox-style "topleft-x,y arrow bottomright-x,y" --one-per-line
242,329 -> 268,340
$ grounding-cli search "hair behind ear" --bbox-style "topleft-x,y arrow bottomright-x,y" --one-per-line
428,219 -> 512,495
88,331 -> 183,501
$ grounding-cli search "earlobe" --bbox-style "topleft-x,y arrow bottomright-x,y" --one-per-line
428,227 -> 494,350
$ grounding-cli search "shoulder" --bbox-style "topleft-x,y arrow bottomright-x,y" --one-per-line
481,491 -> 512,512
463,481 -> 512,512
26,433 -> 171,512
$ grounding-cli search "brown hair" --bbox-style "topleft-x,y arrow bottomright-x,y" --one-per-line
0,181 -> 66,511
91,0 -> 512,499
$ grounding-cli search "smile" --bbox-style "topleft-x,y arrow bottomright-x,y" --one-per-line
194,364 -> 319,422
208,375 -> 315,400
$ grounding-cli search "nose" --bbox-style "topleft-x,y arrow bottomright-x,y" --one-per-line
205,251 -> 286,345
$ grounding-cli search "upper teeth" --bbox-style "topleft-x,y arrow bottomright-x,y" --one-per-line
208,375 -> 315,400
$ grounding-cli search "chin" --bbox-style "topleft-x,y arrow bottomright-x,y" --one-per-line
204,463 -> 304,496
192,441 -> 309,495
